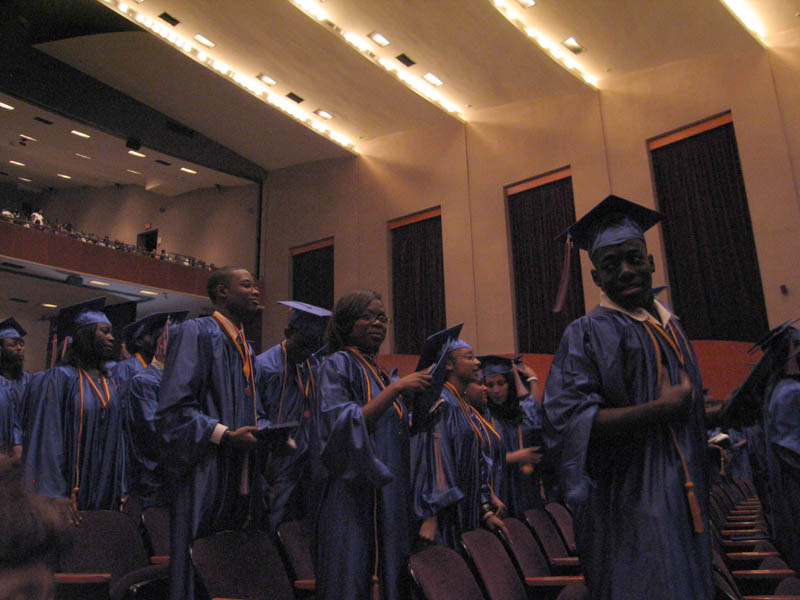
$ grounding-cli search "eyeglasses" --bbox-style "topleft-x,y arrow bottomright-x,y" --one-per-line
357,311 -> 390,324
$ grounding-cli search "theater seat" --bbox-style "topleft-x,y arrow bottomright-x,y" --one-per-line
275,519 -> 316,595
524,509 -> 582,574
190,529 -> 294,600
408,544 -> 484,600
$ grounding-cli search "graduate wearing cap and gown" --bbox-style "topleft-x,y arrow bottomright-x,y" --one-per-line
0,379 -> 23,458
123,311 -> 188,509
480,355 -> 545,516
0,318 -> 32,425
156,268 -> 269,600
22,299 -> 127,518
412,336 -> 507,552
315,291 -> 432,600
255,300 -> 331,531
112,316 -> 158,390
759,326 -> 800,573
543,195 -> 712,600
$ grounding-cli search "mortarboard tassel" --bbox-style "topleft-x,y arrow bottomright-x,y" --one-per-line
552,236 -> 574,313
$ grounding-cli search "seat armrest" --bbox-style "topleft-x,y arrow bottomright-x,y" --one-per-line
150,555 -> 170,565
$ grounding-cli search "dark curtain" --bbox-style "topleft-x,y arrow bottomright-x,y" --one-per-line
391,216 -> 446,354
651,122 -> 768,341
292,244 -> 334,310
508,177 -> 585,354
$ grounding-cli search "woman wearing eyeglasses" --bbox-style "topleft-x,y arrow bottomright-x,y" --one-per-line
315,290 -> 432,600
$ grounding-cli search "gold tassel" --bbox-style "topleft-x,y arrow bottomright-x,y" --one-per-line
684,480 -> 704,533
372,575 -> 380,600
71,486 -> 79,513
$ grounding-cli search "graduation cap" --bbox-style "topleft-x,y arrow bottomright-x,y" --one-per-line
560,194 -> 663,256
416,323 -> 465,371
278,300 -> 332,338
123,311 -> 190,346
721,318 -> 800,427
54,298 -> 111,339
478,354 -> 522,379
553,195 -> 663,312
0,317 -> 26,340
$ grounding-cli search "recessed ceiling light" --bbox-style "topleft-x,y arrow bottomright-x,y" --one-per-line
41,303 -> 58,308
194,33 -> 215,48
180,167 -> 197,174
9,160 -> 25,166
19,134 -> 37,141
562,37 -> 584,54
0,102 -> 14,111
517,0 -> 535,7
70,130 -> 91,138
57,173 -> 72,179
368,31 -> 390,47
75,153 -> 91,160
314,109 -> 333,120
128,150 -> 146,157
423,72 -> 444,86
89,280 -> 110,286
127,169 -> 142,175
139,290 -> 159,296
257,73 -> 277,86
18,177 -> 32,182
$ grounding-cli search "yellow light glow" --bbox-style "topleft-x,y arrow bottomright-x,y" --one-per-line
128,150 -> 146,158
19,134 -> 37,141
314,109 -> 333,120
76,153 -> 91,159
423,72 -> 444,86
41,303 -> 58,308
127,169 -> 142,174
0,103 -> 14,111
89,280 -> 111,286
194,33 -> 215,48
368,31 -> 390,47
18,177 -> 32,182
180,167 -> 197,174
719,0 -> 766,38
9,160 -> 25,166
71,130 -> 91,138
257,73 -> 277,86
139,290 -> 159,296
57,174 -> 72,179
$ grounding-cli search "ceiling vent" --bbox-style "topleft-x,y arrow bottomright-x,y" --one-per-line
396,54 -> 415,67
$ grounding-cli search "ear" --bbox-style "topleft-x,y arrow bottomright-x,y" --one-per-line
591,268 -> 601,288
215,281 -> 229,301
445,358 -> 454,373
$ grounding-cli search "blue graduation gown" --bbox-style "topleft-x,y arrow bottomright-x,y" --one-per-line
315,349 -> 412,600
489,397 -> 545,516
411,385 -> 495,550
156,316 -> 267,600
0,370 -> 31,419
543,305 -> 713,600
0,381 -> 23,451
22,366 -> 126,509
112,355 -> 147,401
255,341 -> 320,530
125,364 -> 167,508
764,377 -> 800,573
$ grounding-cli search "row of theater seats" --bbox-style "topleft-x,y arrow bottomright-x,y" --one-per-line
49,477 -> 800,600
710,477 -> 800,600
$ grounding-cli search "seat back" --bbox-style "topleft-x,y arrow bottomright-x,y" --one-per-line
275,519 -> 315,582
191,529 -> 294,600
524,508 -> 569,561
408,545 -> 484,600
59,510 -> 149,582
502,517 -> 552,578
545,503 -> 577,554
141,506 -> 171,557
461,528 -> 527,600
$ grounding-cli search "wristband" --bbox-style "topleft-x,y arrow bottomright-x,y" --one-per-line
527,376 -> 539,383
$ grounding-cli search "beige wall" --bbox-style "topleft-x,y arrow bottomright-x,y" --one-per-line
260,46 -> 800,352
42,183 -> 261,274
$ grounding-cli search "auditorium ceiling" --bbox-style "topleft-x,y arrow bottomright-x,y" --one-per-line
2,0 -> 800,190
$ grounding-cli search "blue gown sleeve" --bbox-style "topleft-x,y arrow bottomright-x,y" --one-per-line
22,369 -> 70,498
543,318 -> 605,506
156,321 -> 219,480
769,382 -> 800,472
317,353 -> 393,487
410,400 -> 465,519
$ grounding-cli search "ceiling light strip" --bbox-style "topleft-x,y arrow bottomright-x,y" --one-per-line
285,0 -> 465,120
717,0 -> 767,41
488,0 -> 599,87
93,0 -> 359,153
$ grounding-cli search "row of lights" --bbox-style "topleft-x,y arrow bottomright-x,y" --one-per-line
2,100 -> 199,184
98,0 -> 358,151
88,278 -> 159,296
490,0 -> 599,87
288,0 -> 463,118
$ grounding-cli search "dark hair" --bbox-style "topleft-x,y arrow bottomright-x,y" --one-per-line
206,266 -> 239,303
0,458 -> 67,568
485,371 -> 525,425
326,290 -> 382,353
63,324 -> 109,376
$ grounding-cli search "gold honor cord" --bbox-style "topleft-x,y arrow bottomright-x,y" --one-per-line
212,313 -> 257,423
276,341 -> 317,424
345,347 -> 403,419
642,321 -> 705,534
135,353 -> 148,368
72,370 -> 111,511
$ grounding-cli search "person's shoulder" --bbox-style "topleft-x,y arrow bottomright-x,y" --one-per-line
255,343 -> 283,370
